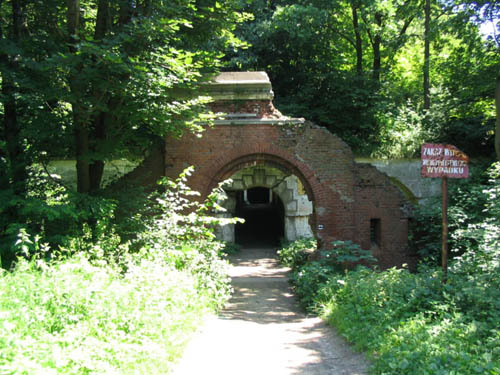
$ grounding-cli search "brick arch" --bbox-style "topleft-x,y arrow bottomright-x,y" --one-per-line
164,122 -> 412,267
204,152 -> 318,203
203,151 -> 323,241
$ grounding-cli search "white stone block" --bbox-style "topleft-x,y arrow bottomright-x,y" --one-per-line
294,216 -> 314,238
284,216 -> 296,242
296,196 -> 313,215
254,169 -> 266,185
266,175 -> 277,186
286,201 -> 298,214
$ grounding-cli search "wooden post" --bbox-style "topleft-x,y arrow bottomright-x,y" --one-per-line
422,144 -> 469,284
441,176 -> 448,283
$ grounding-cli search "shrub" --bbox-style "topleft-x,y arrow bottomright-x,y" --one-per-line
134,167 -> 238,308
0,252 -> 213,375
326,240 -> 377,266
281,239 -> 376,312
289,260 -> 338,312
0,167 -> 238,373
409,160 -> 497,263
277,237 -> 316,269
319,266 -> 500,374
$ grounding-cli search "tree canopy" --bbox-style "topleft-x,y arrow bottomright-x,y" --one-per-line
0,0 -> 245,263
0,0 -> 499,264
224,0 -> 500,158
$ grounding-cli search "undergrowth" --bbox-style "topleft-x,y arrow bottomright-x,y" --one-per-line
279,163 -> 500,374
0,253 -> 210,375
0,168 -> 237,374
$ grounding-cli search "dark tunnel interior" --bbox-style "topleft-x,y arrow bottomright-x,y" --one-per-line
234,187 -> 285,246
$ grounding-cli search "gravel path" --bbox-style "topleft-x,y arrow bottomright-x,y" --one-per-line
173,245 -> 371,375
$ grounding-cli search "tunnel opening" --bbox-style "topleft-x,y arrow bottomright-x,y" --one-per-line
234,187 -> 285,246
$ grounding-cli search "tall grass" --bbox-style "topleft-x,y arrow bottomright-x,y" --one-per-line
0,253 -> 216,374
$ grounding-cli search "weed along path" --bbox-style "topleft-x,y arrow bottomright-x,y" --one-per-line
173,246 -> 370,375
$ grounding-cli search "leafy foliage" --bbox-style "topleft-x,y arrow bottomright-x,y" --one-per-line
0,168 -> 236,373
0,251 -> 211,374
283,162 -> 500,374
134,167 -> 239,308
277,237 -> 316,268
278,238 -> 376,312
321,265 -> 500,374
225,0 -> 499,158
410,161 -> 498,262
0,166 -> 118,268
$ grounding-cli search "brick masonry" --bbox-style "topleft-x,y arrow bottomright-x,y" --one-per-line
124,72 -> 413,269
163,118 -> 413,269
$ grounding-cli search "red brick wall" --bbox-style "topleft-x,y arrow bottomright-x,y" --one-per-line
164,120 -> 412,269
209,100 -> 280,118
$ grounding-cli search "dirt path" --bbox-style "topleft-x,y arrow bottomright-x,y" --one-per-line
173,245 -> 371,375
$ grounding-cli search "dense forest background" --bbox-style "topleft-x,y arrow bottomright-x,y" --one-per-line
0,1 -> 499,374
0,0 -> 499,260
224,0 -> 499,158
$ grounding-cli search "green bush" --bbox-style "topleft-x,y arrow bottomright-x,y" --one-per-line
0,252 -> 212,375
280,239 -> 376,312
326,240 -> 377,266
0,167 -> 237,373
319,266 -> 500,374
289,260 -> 338,312
277,237 -> 316,269
134,167 -> 237,308
409,160 -> 497,263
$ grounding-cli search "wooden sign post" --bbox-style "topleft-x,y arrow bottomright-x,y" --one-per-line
421,144 -> 469,283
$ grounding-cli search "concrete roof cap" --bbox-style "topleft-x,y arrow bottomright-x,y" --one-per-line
212,71 -> 271,84
201,71 -> 274,101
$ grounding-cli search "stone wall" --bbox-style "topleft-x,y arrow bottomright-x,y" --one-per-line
46,160 -> 138,189
356,158 -> 441,204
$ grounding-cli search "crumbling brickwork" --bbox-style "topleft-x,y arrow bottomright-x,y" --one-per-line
125,72 -> 412,269
164,120 -> 412,269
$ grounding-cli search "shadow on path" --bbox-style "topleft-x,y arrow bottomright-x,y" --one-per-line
173,245 -> 371,375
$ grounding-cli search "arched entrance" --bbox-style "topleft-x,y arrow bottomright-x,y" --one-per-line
157,71 -> 413,268
214,163 -> 314,246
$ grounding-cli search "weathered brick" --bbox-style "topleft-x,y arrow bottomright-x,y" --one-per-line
122,73 -> 412,269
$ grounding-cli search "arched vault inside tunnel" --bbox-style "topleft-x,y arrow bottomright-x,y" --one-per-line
214,165 -> 314,246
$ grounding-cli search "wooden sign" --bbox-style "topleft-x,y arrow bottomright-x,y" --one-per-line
421,143 -> 470,283
421,143 -> 469,178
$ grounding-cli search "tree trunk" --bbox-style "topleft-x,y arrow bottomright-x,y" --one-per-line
94,0 -> 109,40
89,112 -> 106,192
87,0 -> 110,193
141,0 -> 152,16
351,2 -> 363,77
423,0 -> 431,110
372,12 -> 382,82
495,77 -> 500,161
67,0 -> 91,193
119,0 -> 133,25
67,0 -> 79,42
74,119 -> 91,193
1,0 -> 28,196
